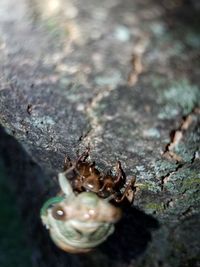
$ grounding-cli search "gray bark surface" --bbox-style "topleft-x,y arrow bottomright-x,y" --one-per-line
0,0 -> 200,266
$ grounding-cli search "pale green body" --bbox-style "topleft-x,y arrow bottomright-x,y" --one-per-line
41,173 -> 121,253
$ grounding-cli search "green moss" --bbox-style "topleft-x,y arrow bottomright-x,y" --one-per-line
139,181 -> 161,193
158,106 -> 179,119
114,25 -> 130,42
165,181 -> 176,192
182,177 -> 200,187
149,74 -> 167,89
144,202 -> 165,214
143,128 -> 160,138
153,159 -> 177,177
95,72 -> 121,86
161,79 -> 200,115
180,176 -> 200,197
174,144 -> 192,162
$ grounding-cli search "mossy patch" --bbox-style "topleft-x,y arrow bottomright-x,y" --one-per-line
159,79 -> 200,117
153,159 -> 177,177
144,202 -> 165,214
139,181 -> 161,193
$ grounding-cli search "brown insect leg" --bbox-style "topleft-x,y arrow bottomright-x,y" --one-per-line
63,156 -> 72,171
76,147 -> 90,163
114,176 -> 136,203
89,161 -> 96,169
65,147 -> 90,177
99,180 -> 113,193
114,161 -> 124,184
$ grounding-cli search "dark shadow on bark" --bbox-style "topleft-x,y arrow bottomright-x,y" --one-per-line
0,125 -> 159,267
99,204 -> 159,265
161,0 -> 200,31
0,125 -> 81,267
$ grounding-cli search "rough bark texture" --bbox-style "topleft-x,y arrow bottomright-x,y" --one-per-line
0,0 -> 200,267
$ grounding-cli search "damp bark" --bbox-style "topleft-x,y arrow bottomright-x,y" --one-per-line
0,0 -> 200,267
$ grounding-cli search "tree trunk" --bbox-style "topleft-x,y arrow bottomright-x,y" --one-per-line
0,0 -> 200,266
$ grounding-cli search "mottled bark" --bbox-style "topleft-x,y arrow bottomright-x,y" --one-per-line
0,0 -> 199,266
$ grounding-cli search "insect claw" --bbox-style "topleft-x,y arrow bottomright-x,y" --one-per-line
116,160 -> 121,169
63,155 -> 72,171
77,147 -> 90,163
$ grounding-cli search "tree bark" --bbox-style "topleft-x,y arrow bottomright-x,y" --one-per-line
0,0 -> 200,266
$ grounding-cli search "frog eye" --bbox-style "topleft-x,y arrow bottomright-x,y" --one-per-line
52,205 -> 66,221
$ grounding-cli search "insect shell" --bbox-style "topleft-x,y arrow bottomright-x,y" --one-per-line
63,149 -> 136,203
40,173 -> 121,253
